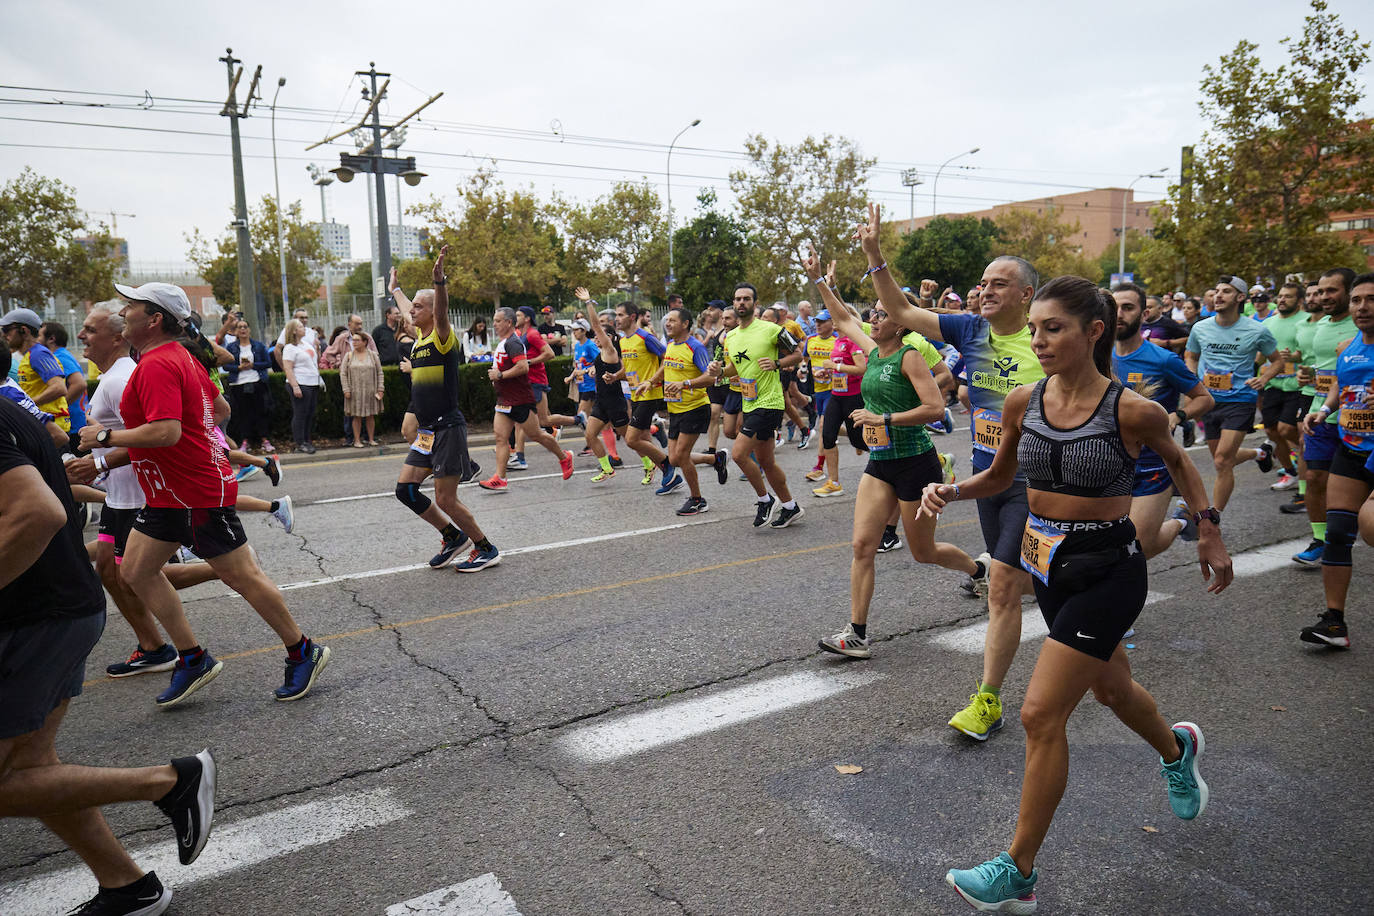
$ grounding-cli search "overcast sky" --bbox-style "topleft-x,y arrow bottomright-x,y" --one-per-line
3,0 -> 1369,269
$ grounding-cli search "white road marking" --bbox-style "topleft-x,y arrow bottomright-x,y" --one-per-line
386,873 -> 522,915
1227,535 -> 1361,575
309,468 -> 594,505
930,592 -> 1171,655
558,670 -> 883,763
0,788 -> 410,916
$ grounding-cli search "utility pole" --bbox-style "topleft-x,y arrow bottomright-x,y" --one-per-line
220,49 -> 264,332
364,65 -> 392,312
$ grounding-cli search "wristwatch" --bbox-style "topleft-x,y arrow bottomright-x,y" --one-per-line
1192,507 -> 1221,526
96,427 -> 113,447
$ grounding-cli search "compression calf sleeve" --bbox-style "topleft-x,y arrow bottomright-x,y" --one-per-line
1322,510 -> 1357,567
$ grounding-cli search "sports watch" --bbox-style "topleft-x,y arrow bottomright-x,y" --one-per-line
1192,507 -> 1221,526
96,427 -> 113,447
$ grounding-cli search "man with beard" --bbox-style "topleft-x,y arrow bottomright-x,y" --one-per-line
1260,281 -> 1308,492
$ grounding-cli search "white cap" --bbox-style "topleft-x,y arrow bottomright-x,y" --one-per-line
1249,284 -> 1266,296
114,282 -> 193,326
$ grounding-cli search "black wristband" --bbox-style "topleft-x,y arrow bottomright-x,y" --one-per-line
1174,409 -> 1187,423
434,278 -> 447,286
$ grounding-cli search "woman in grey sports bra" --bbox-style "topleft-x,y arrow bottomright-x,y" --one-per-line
920,275 -> 1234,912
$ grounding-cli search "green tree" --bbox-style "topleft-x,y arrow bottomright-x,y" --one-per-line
558,180 -> 667,305
410,170 -> 558,309
671,190 -> 749,306
187,195 -> 331,315
994,208 -> 1099,282
1096,229 -> 1149,286
729,134 -> 876,302
893,215 -> 999,296
0,167 -> 122,308
341,261 -> 373,297
1140,0 -> 1372,288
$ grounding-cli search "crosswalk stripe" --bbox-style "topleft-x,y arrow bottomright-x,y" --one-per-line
386,873 -> 522,915
929,592 -> 1171,654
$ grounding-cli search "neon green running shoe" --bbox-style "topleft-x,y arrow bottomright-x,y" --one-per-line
591,468 -> 615,482
641,466 -> 655,485
939,452 -> 956,485
948,689 -> 1003,741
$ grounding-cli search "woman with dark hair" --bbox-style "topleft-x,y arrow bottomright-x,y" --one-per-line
923,275 -> 1234,912
463,316 -> 493,363
223,318 -> 274,453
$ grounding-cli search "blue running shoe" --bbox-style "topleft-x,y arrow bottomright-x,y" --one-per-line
655,468 -> 684,495
1171,504 -> 1198,542
156,652 -> 224,707
455,543 -> 502,573
574,411 -> 587,431
429,532 -> 471,568
1160,721 -> 1208,819
107,642 -> 178,678
946,852 -> 1038,914
235,464 -> 261,482
275,641 -> 330,701
942,406 -> 955,434
713,449 -> 729,485
1292,540 -> 1324,567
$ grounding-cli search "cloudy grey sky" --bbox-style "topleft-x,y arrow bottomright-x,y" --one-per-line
3,0 -> 1369,267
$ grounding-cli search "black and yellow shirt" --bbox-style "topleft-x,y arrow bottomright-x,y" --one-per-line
408,327 -> 465,428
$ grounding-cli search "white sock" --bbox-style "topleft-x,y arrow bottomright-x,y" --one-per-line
782,500 -> 797,510
757,494 -> 771,504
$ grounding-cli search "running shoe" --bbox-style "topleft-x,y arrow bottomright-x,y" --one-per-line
714,449 -> 729,485
1292,540 -> 1324,566
641,466 -> 656,486
235,464 -> 261,482
676,496 -> 708,516
948,690 -> 1003,740
274,641 -> 330,701
269,495 -> 294,534
1171,504 -> 1198,542
797,429 -> 812,449
876,529 -> 903,553
67,870 -> 172,915
775,430 -> 783,446
942,406 -> 955,434
1181,418 -> 1196,448
652,424 -> 668,448
154,748 -> 216,865
478,475 -> 509,493
812,480 -> 844,498
107,643 -> 177,678
1300,610 -> 1350,648
1279,493 -> 1307,513
455,543 -> 502,573
959,551 -> 992,599
263,455 -> 282,486
770,503 -> 804,528
1255,440 -> 1275,473
177,546 -> 203,564
786,422 -> 796,443
1160,721 -> 1208,819
819,623 -> 871,659
560,449 -> 575,480
753,495 -> 777,528
507,456 -> 528,471
655,468 -> 684,495
155,653 -> 223,708
429,532 -> 472,568
939,452 -> 956,485
609,456 -> 625,468
805,468 -> 827,482
574,411 -> 587,431
945,852 -> 1037,914
591,468 -> 615,482
577,447 -> 595,458
260,438 -> 276,453
1270,472 -> 1298,491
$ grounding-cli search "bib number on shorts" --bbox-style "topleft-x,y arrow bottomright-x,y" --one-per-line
1315,371 -> 1337,394
411,428 -> 435,455
1019,515 -> 1067,586
741,378 -> 758,400
863,423 -> 891,450
972,408 -> 1003,452
1203,371 -> 1232,391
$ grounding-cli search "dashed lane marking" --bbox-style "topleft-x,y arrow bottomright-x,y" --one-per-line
386,873 -> 522,915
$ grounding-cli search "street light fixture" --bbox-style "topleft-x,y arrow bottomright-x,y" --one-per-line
1119,168 -> 1167,278
901,168 -> 923,224
665,118 -> 701,293
932,147 -> 980,217
270,76 -> 289,322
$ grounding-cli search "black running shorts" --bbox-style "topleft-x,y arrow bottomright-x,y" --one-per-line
133,506 -> 248,560
668,405 -> 711,439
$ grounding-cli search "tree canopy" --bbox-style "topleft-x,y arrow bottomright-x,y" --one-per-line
893,215 -> 999,296
670,190 -> 749,306
187,195 -> 331,315
0,167 -> 123,308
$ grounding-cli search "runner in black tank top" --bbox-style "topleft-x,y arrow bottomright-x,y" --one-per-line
920,276 -> 1234,913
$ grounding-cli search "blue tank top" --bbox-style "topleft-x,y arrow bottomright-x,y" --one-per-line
1336,336 -> 1374,452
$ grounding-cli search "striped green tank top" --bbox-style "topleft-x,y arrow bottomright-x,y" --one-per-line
861,345 -> 933,460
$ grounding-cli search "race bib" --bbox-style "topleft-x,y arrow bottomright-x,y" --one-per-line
495,404 -> 512,414
1315,371 -> 1337,394
1341,407 -> 1374,435
815,367 -> 831,383
1203,371 -> 1232,391
863,423 -> 891,449
831,372 -> 849,394
411,428 -> 435,455
741,378 -> 758,400
1282,360 -> 1297,376
626,369 -> 640,386
972,408 -> 1003,452
1019,515 -> 1067,586
665,388 -> 682,403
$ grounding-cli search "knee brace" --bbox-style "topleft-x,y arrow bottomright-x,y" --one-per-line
395,482 -> 432,516
1323,509 -> 1358,566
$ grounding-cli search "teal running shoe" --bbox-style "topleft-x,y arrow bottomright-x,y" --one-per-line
946,852 -> 1037,913
1160,721 -> 1208,819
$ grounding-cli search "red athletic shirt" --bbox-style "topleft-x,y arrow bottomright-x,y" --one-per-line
120,342 -> 238,509
521,327 -> 550,386
493,335 -> 535,407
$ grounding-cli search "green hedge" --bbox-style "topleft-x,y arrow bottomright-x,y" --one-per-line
90,356 -> 579,442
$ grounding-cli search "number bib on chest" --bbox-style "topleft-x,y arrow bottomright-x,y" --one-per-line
1019,515 -> 1067,586
411,428 -> 435,455
1316,371 -> 1337,394
1203,371 -> 1232,391
863,423 -> 891,450
1341,387 -> 1374,435
971,408 -> 1003,452
741,378 -> 758,400
626,369 -> 640,386
665,389 -> 682,403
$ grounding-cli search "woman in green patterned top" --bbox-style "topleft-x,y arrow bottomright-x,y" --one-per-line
802,246 -> 947,659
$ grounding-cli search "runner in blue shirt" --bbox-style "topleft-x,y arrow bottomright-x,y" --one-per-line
1112,284 -> 1214,558
568,319 -> 600,419
40,322 -> 88,431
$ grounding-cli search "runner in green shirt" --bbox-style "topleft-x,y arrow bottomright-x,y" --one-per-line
1260,281 -> 1308,490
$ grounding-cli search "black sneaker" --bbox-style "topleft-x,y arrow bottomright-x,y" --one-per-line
676,496 -> 709,516
1255,440 -> 1275,473
876,530 -> 903,553
609,456 -> 625,468
770,503 -> 805,529
67,871 -> 171,915
1279,493 -> 1307,514
752,495 -> 777,528
713,449 -> 729,485
429,532 -> 472,568
263,454 -> 282,487
155,749 -> 216,866
1181,418 -> 1196,448
1300,611 -> 1350,648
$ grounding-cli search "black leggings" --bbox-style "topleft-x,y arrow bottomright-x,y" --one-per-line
226,382 -> 269,444
291,384 -> 319,446
822,393 -> 867,451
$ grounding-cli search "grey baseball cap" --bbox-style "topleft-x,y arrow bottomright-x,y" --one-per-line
0,307 -> 42,331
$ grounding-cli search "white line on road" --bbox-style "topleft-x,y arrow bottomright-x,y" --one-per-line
1229,536 -> 1319,576
0,788 -> 411,916
558,669 -> 884,763
930,592 -> 1171,654
386,873 -> 522,915
309,468 -> 594,505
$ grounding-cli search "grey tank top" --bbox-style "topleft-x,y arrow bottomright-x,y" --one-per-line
1017,379 -> 1136,498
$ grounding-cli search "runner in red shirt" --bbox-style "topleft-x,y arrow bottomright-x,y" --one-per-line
79,282 -> 330,708
510,306 -> 581,469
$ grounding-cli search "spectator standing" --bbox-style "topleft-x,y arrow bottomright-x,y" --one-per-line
281,319 -> 321,454
538,307 -> 567,356
39,322 -> 89,431
224,318 -> 274,453
1,308 -> 70,432
463,317 -> 494,363
341,331 -> 384,446
373,305 -> 402,366
320,314 -> 376,369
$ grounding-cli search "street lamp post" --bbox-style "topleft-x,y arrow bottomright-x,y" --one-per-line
270,77 -> 289,324
901,168 -> 923,224
932,147 -> 980,217
307,163 -> 335,313
665,118 -> 701,294
1119,169 -> 1167,278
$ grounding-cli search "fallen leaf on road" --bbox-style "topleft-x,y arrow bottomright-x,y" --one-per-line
834,764 -> 863,775
1142,825 -> 1159,833
1270,705 -> 1287,712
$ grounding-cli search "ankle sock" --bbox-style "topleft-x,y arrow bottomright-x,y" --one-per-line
268,500 -> 281,513
178,646 -> 204,667
1328,607 -> 1345,622
757,494 -> 772,504
782,500 -> 797,510
441,523 -> 462,542
978,682 -> 1001,698
851,623 -> 867,639
476,537 -> 494,552
286,636 -> 309,662
972,559 -> 988,579
1298,478 -> 1307,496
1313,521 -> 1327,542
598,454 -> 612,472
884,524 -> 897,537
641,455 -> 655,471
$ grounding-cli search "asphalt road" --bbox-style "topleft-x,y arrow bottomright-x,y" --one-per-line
2,421 -> 1370,916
